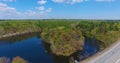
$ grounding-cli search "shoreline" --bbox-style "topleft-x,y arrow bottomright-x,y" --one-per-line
0,30 -> 119,63
0,30 -> 41,40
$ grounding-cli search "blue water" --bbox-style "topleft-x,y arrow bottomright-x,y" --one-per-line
71,37 -> 101,62
0,37 -> 54,63
80,37 -> 100,60
0,36 -> 101,63
81,42 -> 98,60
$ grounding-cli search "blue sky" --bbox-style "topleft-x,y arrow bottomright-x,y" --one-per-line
0,0 -> 120,19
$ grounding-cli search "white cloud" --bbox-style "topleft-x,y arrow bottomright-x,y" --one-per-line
46,8 -> 52,12
96,0 -> 115,2
0,3 -> 18,13
52,0 -> 86,4
0,3 -> 7,7
23,10 -> 45,16
0,3 -> 21,19
2,0 -> 16,2
71,0 -> 84,4
38,0 -> 47,5
0,3 -> 51,19
52,0 -> 65,3
36,6 -> 52,12
52,0 -> 114,4
24,10 -> 38,16
36,6 -> 45,11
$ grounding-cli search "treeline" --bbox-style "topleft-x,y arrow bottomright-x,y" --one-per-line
75,21 -> 120,46
0,20 -> 73,35
0,20 -> 120,56
0,21 -> 40,35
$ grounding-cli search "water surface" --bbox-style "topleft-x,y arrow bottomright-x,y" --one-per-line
0,35 -> 103,63
0,37 -> 54,63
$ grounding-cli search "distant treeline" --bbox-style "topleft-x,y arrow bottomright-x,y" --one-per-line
0,20 -> 120,56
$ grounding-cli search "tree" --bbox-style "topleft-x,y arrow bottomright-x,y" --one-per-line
0,26 -> 4,35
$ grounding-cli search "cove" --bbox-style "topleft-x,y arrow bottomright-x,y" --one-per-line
70,36 -> 104,63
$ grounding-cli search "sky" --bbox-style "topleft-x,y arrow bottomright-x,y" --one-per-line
0,0 -> 120,19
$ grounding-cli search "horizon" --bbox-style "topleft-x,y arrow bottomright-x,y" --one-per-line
0,0 -> 120,19
0,19 -> 120,20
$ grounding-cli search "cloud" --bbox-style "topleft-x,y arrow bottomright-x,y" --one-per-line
0,3 -> 18,13
36,6 -> 52,12
96,0 -> 115,2
0,3 -> 52,19
36,6 -> 45,11
2,0 -> 16,2
46,8 -> 52,12
0,3 -> 7,7
0,3 -> 21,19
52,0 -> 86,4
52,0 -> 65,3
23,10 -> 45,16
52,0 -> 114,4
38,0 -> 47,5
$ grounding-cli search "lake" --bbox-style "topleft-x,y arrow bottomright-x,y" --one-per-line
0,34 -> 103,63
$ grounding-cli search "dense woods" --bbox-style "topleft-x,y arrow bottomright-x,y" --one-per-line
0,20 -> 120,56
